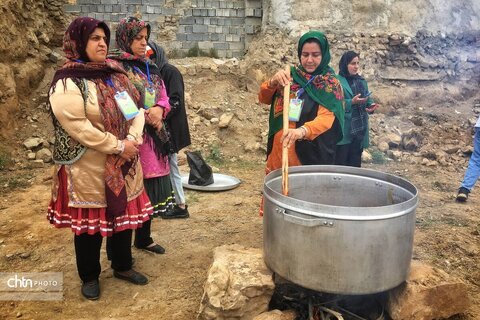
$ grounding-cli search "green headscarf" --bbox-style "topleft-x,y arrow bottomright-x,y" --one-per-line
291,31 -> 344,137
296,30 -> 333,76
268,30 -> 344,141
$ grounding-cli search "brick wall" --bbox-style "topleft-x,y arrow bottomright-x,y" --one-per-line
65,0 -> 263,58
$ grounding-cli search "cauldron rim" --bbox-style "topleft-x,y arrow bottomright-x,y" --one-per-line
263,165 -> 419,221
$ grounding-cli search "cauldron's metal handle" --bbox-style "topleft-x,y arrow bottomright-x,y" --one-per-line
276,207 -> 335,228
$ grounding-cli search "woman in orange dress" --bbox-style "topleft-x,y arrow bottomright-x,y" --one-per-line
258,30 -> 344,175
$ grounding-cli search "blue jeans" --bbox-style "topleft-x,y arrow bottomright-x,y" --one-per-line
460,128 -> 480,192
168,153 -> 186,205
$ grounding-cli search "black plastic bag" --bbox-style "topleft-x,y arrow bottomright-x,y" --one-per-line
186,151 -> 214,186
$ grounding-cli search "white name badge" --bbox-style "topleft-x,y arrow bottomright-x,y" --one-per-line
144,87 -> 156,109
288,98 -> 303,122
114,91 -> 139,121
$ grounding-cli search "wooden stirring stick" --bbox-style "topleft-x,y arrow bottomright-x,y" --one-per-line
282,65 -> 291,196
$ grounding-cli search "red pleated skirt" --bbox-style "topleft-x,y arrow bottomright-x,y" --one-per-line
47,166 -> 153,237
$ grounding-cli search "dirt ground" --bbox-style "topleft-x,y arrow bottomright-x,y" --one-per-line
0,157 -> 479,319
0,58 -> 479,319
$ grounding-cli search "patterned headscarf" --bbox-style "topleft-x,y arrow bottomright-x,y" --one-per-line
63,16 -> 111,61
115,16 -> 151,55
50,17 -> 120,87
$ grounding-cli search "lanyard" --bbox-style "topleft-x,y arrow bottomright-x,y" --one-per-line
133,62 -> 153,85
105,78 -> 116,90
296,75 -> 317,98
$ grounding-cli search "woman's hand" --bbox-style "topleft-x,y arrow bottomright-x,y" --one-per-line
145,106 -> 164,129
281,128 -> 305,148
268,69 -> 291,88
366,103 -> 379,113
352,94 -> 368,105
116,140 -> 139,167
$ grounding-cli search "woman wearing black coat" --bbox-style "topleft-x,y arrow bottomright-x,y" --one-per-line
148,42 -> 191,219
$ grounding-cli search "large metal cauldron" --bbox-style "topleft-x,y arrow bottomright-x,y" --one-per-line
263,165 -> 419,295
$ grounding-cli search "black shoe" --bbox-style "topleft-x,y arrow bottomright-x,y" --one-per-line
456,187 -> 470,202
81,279 -> 100,300
162,205 -> 189,219
137,243 -> 165,254
113,269 -> 148,285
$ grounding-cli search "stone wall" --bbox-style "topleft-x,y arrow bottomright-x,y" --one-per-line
329,31 -> 480,82
259,0 -> 480,82
264,0 -> 480,36
64,0 -> 480,80
65,0 -> 262,58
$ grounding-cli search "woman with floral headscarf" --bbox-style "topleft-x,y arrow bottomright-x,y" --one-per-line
110,17 -> 174,255
259,30 -> 345,175
47,17 -> 151,300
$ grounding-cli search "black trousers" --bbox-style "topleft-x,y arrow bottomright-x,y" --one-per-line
74,230 -> 132,283
134,218 -> 154,248
105,220 -> 153,259
335,136 -> 364,168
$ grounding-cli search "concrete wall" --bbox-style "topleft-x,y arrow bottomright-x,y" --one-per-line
65,0 -> 262,58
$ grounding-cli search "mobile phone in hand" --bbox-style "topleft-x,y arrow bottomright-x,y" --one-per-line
363,91 -> 372,98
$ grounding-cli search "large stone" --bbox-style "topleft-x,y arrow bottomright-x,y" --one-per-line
378,141 -> 390,152
30,160 -> 44,168
402,129 -> 423,151
443,145 -> 460,154
197,245 -> 275,320
361,149 -> 372,163
199,106 -> 220,120
386,261 -> 470,320
23,137 -> 42,150
384,133 -> 402,148
218,113 -> 234,128
253,310 -> 297,320
35,148 -> 52,163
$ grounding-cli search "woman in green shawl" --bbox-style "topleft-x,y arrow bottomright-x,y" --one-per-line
258,30 -> 345,175
335,51 -> 379,167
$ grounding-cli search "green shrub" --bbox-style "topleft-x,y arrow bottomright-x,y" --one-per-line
370,149 -> 387,164
187,44 -> 201,57
208,48 -> 219,58
168,48 -> 184,59
187,44 -> 220,58
207,144 -> 224,165
0,175 -> 31,190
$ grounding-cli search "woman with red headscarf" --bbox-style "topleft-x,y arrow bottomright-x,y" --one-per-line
47,17 -> 151,300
